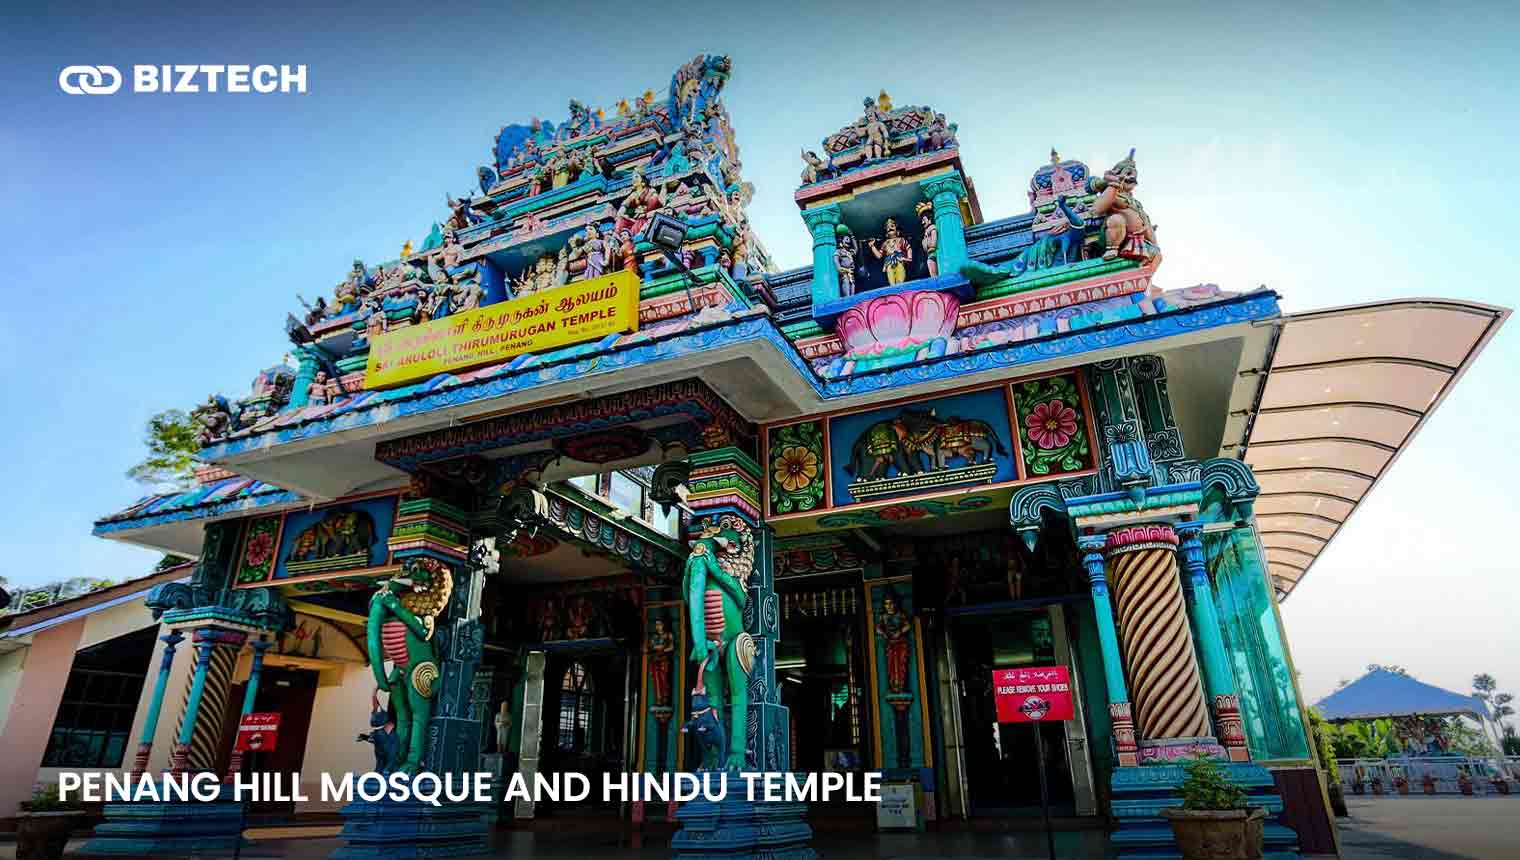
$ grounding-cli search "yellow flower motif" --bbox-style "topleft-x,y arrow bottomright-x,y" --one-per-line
773,446 -> 820,493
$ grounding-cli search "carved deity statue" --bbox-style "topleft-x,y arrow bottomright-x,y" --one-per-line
366,557 -> 452,775
615,172 -> 664,239
683,515 -> 757,771
917,202 -> 938,277
800,149 -> 827,185
859,97 -> 891,161
835,230 -> 859,296
868,218 -> 913,285
876,590 -> 912,694
1087,149 -> 1160,264
648,617 -> 675,707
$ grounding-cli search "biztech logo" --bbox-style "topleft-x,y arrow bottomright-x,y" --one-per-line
58,64 -> 307,95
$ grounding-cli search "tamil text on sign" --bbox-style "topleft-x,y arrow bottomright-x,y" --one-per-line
992,665 -> 1074,723
364,269 -> 640,389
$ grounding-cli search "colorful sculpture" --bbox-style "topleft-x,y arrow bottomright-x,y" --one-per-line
648,616 -> 675,707
917,202 -> 938,277
834,229 -> 859,296
683,514 -> 757,771
875,589 -> 911,694
355,692 -> 398,773
868,218 -> 913,285
366,557 -> 452,775
1088,149 -> 1160,264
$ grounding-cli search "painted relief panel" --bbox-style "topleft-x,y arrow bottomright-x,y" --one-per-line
828,388 -> 1015,508
1011,372 -> 1095,478
235,515 -> 283,584
768,421 -> 826,516
273,496 -> 397,579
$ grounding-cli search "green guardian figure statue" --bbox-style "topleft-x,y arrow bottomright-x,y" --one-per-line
683,514 -> 757,771
366,556 -> 452,775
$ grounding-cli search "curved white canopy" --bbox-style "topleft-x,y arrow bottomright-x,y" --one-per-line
1242,299 -> 1508,600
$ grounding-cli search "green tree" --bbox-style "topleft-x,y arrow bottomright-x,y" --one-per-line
1368,664 -> 1409,676
126,409 -> 201,489
155,554 -> 193,572
1473,673 -> 1515,752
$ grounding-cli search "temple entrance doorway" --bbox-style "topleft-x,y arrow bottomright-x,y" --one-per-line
537,650 -> 632,817
219,665 -> 319,812
775,577 -> 872,818
948,608 -> 1078,816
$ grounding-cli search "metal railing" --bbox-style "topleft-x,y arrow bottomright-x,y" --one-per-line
1335,756 -> 1518,796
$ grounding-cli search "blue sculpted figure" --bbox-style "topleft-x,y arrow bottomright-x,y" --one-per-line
356,695 -> 398,773
682,691 -> 727,772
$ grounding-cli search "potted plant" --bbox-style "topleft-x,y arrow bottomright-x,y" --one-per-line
1491,777 -> 1511,795
1394,774 -> 1409,795
1371,775 -> 1384,795
15,783 -> 85,860
1458,772 -> 1474,795
1161,756 -> 1267,860
1422,773 -> 1437,795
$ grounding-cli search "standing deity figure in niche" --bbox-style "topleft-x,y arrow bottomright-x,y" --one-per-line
868,218 -> 913,285
494,701 -> 513,753
616,172 -> 665,239
648,617 -> 675,707
616,229 -> 638,273
835,229 -> 860,296
366,557 -> 452,775
684,515 -> 758,771
860,97 -> 891,161
917,202 -> 938,277
876,590 -> 911,694
1087,149 -> 1160,264
307,371 -> 330,406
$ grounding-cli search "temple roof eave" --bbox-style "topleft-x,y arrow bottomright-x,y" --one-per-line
187,290 -> 1281,501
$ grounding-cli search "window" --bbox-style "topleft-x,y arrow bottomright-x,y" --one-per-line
41,626 -> 157,768
607,472 -> 644,517
568,474 -> 598,494
557,661 -> 595,752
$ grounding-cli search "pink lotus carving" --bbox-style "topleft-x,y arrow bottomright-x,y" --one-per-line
834,289 -> 960,358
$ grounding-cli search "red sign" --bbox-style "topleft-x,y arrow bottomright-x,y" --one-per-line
993,666 -> 1074,723
235,712 -> 281,752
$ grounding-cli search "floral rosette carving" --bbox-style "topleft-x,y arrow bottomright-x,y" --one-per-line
236,516 -> 281,583
834,289 -> 960,361
768,421 -> 825,514
1013,374 -> 1093,477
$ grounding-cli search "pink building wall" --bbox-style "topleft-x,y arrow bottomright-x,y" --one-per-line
0,618 -> 84,818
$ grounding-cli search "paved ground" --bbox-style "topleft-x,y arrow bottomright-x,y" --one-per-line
1337,795 -> 1520,860
7,795 -> 1518,858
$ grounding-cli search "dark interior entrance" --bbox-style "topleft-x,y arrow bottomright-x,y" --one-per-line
538,650 -> 630,816
219,664 -> 319,808
950,610 -> 1076,815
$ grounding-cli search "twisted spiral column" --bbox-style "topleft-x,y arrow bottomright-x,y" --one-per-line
171,628 -> 244,773
1105,525 -> 1212,743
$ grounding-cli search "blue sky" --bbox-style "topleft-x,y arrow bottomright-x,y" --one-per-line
3,1 -> 1517,702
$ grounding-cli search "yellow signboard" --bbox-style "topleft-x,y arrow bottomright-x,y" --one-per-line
364,269 -> 641,389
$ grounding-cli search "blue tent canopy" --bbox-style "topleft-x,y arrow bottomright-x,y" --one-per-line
1315,669 -> 1490,721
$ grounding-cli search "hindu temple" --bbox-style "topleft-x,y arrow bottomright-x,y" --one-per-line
84,55 -> 1505,858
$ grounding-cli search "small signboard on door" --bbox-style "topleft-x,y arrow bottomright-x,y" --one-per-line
993,665 -> 1074,723
234,711 -> 282,752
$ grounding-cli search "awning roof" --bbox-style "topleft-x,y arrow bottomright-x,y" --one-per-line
1241,299 -> 1508,600
1315,668 -> 1489,721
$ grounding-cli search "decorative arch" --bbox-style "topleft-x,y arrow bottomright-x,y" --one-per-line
1201,457 -> 1261,523
1008,483 -> 1068,550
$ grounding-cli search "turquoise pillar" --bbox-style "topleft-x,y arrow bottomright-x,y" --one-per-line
1079,534 -> 1138,766
130,630 -> 185,775
919,172 -> 969,275
1176,522 -> 1250,760
224,637 -> 273,783
801,204 -> 842,307
240,637 -> 272,714
288,347 -> 318,409
171,630 -> 217,773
